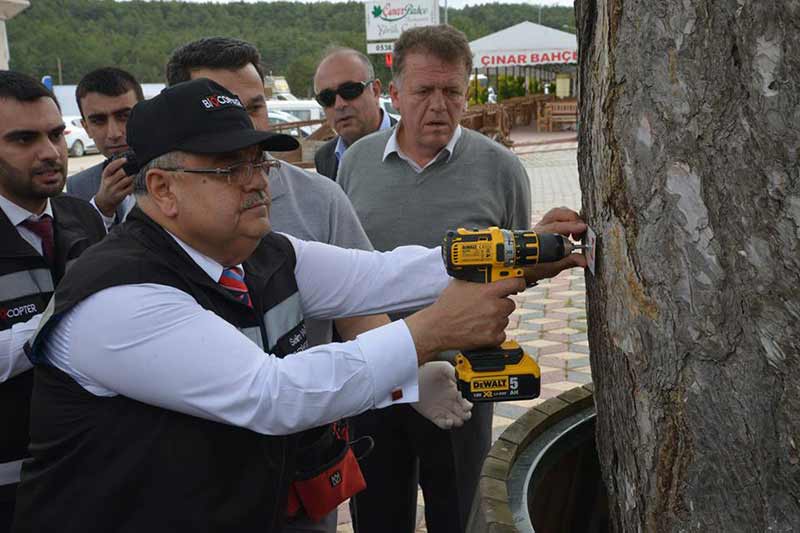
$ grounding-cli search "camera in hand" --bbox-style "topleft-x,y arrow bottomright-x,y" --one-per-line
102,150 -> 140,176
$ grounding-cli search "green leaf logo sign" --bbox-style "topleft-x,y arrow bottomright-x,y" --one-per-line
371,3 -> 429,22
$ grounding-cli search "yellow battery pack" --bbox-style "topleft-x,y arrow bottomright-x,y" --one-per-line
455,341 -> 541,402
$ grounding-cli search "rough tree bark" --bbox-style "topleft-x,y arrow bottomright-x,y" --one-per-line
576,0 -> 800,530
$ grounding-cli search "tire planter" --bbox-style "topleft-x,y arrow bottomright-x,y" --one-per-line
467,383 -> 609,533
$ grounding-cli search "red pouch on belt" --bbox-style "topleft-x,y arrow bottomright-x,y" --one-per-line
286,422 -> 367,522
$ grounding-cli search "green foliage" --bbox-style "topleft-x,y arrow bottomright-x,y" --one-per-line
468,83 -> 488,105
496,75 -> 526,101
6,0 -> 576,97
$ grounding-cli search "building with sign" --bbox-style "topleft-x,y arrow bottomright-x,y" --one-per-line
469,21 -> 578,97
364,0 -> 438,59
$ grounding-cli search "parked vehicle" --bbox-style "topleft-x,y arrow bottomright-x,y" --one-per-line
268,109 -> 313,138
62,116 -> 97,157
266,100 -> 324,134
270,93 -> 298,101
264,75 -> 295,101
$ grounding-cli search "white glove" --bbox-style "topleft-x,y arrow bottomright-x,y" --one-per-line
412,361 -> 473,430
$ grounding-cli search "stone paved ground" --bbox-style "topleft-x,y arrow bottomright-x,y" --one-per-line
336,135 -> 584,532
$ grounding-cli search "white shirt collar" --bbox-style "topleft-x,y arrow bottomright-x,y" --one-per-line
382,125 -> 462,173
167,230 -> 242,283
0,194 -> 53,226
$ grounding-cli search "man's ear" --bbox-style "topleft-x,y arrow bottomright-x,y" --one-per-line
389,81 -> 401,114
372,79 -> 382,98
145,169 -> 179,218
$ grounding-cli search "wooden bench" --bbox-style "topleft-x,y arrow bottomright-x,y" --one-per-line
540,100 -> 578,132
461,104 -> 513,146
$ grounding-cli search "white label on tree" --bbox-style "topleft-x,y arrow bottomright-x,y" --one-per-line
585,226 -> 597,276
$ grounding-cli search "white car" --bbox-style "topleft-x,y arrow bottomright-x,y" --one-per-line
267,100 -> 324,135
268,109 -> 314,138
62,116 -> 97,157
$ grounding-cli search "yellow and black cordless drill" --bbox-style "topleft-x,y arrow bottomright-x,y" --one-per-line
442,227 -> 584,403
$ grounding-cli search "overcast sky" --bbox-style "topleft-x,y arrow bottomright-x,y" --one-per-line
129,0 -> 575,9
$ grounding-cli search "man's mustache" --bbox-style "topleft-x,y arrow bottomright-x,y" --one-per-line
242,190 -> 268,210
31,161 -> 65,176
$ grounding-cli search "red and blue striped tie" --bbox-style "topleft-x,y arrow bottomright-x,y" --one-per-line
219,266 -> 252,308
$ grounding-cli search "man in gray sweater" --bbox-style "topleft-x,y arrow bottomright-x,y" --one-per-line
338,25 -> 586,533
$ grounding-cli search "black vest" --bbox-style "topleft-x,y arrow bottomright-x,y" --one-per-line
0,195 -> 105,473
13,208 -> 308,532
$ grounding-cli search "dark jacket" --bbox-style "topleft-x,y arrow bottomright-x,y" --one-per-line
12,208 -> 307,533
66,162 -> 129,224
0,195 -> 105,480
314,114 -> 398,181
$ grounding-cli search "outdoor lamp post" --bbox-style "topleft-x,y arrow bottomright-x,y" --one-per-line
0,0 -> 30,70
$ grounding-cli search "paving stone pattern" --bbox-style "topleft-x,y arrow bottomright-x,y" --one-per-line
337,142 -> 585,532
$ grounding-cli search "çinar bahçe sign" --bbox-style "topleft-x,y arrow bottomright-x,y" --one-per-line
475,49 -> 578,68
364,0 -> 439,41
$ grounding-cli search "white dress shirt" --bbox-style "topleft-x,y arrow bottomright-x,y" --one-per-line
0,194 -> 52,382
90,194 -> 136,230
43,232 -> 450,436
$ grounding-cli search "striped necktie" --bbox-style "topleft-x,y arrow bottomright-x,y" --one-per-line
218,266 -> 252,308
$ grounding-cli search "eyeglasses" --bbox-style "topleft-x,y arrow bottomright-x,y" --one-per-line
314,80 -> 375,108
163,157 -> 281,185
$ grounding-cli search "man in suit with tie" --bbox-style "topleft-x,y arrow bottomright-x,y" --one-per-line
66,67 -> 144,228
312,48 -> 397,181
0,71 -> 105,532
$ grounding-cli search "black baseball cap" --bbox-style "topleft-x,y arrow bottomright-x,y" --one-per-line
126,78 -> 298,170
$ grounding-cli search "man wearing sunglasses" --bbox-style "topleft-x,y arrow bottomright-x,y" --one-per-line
313,48 -> 397,181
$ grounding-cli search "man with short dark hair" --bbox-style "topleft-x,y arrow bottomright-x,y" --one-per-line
11,77 -> 524,533
312,48 -> 396,180
0,71 -> 105,532
338,25 -> 586,532
67,67 -> 144,227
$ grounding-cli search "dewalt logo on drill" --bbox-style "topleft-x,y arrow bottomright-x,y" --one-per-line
470,376 -> 509,393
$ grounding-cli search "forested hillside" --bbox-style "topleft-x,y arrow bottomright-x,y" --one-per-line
7,0 -> 574,96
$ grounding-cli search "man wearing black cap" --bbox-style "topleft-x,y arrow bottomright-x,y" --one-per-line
10,78 -> 529,532
166,38 -> 475,532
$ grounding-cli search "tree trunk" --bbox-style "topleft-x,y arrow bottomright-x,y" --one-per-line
575,0 -> 800,530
